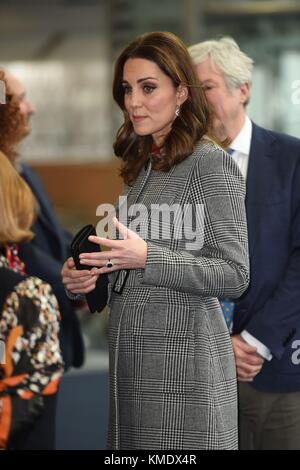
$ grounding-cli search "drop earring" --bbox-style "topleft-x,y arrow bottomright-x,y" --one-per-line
175,106 -> 180,117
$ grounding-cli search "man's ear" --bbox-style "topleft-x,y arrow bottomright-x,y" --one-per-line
240,82 -> 250,105
177,85 -> 188,106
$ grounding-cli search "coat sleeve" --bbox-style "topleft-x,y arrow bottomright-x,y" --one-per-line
141,147 -> 250,298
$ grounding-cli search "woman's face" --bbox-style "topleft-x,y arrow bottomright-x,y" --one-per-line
122,58 -> 185,147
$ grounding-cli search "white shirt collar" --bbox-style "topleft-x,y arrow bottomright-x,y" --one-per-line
230,116 -> 252,156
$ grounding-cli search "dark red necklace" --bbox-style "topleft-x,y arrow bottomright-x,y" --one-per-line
5,244 -> 26,274
150,143 -> 162,156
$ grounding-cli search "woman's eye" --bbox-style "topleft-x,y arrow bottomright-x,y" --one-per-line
143,85 -> 155,94
123,86 -> 132,94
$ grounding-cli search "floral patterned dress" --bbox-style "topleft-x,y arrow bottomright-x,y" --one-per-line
0,250 -> 64,449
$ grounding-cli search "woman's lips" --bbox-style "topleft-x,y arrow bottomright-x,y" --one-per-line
132,115 -> 147,122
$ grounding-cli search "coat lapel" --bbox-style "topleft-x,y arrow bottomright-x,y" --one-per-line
125,160 -> 177,212
246,123 -> 276,255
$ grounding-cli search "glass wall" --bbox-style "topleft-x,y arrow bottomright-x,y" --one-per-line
199,1 -> 300,137
6,60 -> 112,163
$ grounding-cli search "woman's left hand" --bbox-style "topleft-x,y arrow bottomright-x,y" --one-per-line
79,217 -> 148,274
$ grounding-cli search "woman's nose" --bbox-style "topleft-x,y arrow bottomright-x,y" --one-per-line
129,90 -> 142,108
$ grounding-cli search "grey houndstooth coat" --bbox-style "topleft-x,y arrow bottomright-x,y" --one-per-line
106,140 -> 249,450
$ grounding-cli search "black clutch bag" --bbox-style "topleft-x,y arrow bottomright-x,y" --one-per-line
70,224 -> 108,313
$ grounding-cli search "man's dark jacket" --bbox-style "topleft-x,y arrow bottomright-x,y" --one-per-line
233,123 -> 300,392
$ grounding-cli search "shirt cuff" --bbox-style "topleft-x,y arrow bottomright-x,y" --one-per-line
241,330 -> 273,361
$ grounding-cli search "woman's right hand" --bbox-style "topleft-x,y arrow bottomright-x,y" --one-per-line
61,257 -> 98,294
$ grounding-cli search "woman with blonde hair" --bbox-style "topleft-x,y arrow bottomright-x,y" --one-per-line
0,152 -> 63,450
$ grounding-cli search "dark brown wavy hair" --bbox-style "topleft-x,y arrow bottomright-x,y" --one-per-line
113,31 -> 218,185
0,69 -> 26,163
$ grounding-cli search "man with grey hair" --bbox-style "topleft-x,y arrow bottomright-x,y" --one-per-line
189,37 -> 300,450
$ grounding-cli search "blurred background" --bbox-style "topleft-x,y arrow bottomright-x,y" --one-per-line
1,0 -> 300,449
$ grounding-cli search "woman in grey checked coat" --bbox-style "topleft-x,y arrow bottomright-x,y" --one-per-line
62,32 -> 249,450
